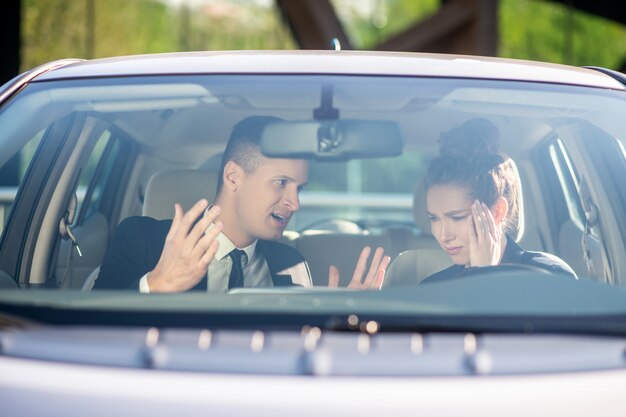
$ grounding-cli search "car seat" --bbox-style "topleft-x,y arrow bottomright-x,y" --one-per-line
383,177 -> 452,287
142,169 -> 218,220
82,168 -> 219,291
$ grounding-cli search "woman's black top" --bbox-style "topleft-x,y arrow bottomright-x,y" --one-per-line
420,238 -> 577,285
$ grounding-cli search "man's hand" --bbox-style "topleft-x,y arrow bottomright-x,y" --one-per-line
147,200 -> 223,292
328,246 -> 390,289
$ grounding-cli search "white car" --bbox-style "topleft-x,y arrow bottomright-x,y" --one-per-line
1,51 -> 626,416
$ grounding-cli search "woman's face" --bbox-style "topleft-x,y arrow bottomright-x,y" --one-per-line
426,184 -> 476,265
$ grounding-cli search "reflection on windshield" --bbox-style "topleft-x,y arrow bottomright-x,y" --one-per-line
0,74 -> 625,321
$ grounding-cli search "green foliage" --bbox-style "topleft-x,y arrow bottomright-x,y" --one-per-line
20,0 -> 626,72
333,0 -> 626,70
20,0 -> 295,72
332,0 -> 439,49
176,0 -> 295,51
499,0 -> 626,69
21,0 -> 179,70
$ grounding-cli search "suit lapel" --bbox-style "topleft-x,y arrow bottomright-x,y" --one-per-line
257,240 -> 297,287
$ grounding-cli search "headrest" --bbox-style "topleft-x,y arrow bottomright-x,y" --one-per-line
143,169 -> 218,220
412,176 -> 432,235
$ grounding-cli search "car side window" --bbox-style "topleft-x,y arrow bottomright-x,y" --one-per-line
0,129 -> 44,235
548,138 -> 586,232
534,136 -> 585,238
74,130 -> 129,226
75,130 -> 111,222
297,151 -> 430,230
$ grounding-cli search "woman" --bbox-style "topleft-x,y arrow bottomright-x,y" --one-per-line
420,118 -> 576,284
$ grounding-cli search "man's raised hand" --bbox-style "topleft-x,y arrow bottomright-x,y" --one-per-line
147,200 -> 222,292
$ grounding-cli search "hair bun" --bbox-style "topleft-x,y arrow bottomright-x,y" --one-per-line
438,118 -> 501,164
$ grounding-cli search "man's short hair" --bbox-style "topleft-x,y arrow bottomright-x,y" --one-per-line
216,115 -> 282,195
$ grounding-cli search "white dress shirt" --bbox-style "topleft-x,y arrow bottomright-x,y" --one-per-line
207,232 -> 272,292
139,223 -> 311,293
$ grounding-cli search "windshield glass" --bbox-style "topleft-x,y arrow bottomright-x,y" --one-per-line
1,73 -> 626,328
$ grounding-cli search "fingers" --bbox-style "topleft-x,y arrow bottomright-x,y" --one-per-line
190,219 -> 223,262
482,202 -> 497,239
149,201 -> 222,292
179,199 -> 210,238
185,205 -> 221,253
166,203 -> 184,242
167,199 -> 208,242
328,265 -> 340,288
468,215 -> 478,247
478,202 -> 489,238
472,200 -> 498,241
363,247 -> 384,287
347,246 -> 388,290
372,255 -> 391,289
198,240 -> 220,271
468,201 -> 502,267
471,200 -> 485,240
349,246 -> 371,285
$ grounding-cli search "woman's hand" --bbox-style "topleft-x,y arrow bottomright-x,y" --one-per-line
468,200 -> 502,267
328,246 -> 390,289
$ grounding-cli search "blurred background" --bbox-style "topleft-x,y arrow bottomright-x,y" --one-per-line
2,0 -> 626,86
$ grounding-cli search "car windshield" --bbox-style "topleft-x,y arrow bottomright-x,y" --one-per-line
1,69 -> 626,332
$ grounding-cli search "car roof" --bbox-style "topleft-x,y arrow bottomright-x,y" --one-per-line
33,50 -> 624,90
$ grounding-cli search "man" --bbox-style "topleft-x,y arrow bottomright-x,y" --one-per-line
95,116 -> 388,292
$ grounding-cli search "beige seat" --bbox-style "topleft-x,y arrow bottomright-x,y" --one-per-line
83,169 -> 219,291
383,177 -> 452,287
296,231 -> 393,287
406,176 -> 441,249
143,169 -> 219,220
384,248 -> 452,287
296,177 -> 451,287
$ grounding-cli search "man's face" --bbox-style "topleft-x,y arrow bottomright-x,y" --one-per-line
234,157 -> 308,244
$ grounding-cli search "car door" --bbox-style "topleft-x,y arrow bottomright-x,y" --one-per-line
55,128 -> 136,289
0,110 -> 135,289
555,119 -> 626,284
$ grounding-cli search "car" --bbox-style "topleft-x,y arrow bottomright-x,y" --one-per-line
1,50 -> 626,416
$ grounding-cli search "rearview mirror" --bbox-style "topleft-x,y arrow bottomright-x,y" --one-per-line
260,120 -> 403,161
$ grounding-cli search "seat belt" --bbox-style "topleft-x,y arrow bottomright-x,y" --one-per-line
579,178 -> 598,277
578,177 -> 611,282
58,193 -> 82,288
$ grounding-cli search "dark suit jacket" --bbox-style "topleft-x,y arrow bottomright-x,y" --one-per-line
420,237 -> 577,285
94,216 -> 308,290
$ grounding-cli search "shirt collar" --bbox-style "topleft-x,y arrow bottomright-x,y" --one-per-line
206,223 -> 257,261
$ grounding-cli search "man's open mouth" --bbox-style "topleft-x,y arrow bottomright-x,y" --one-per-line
271,213 -> 290,226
